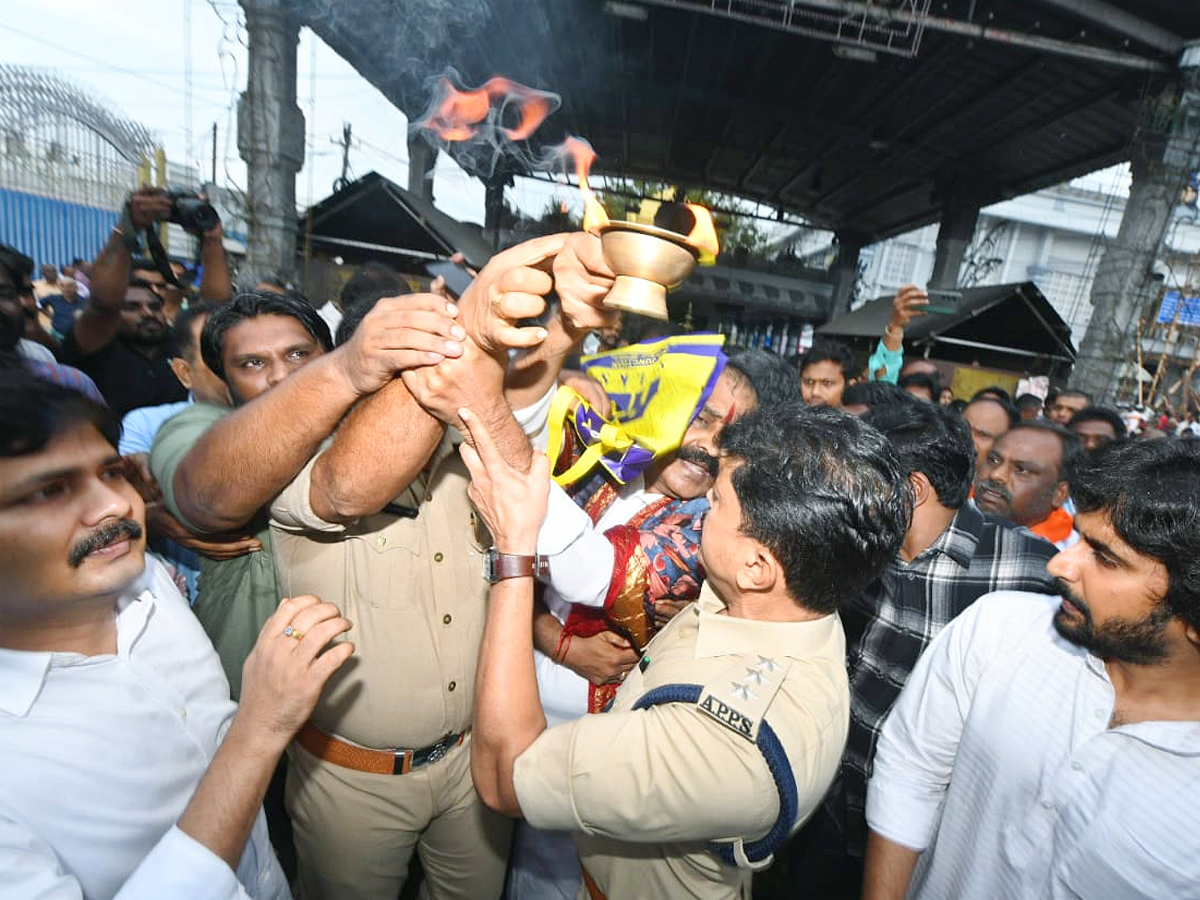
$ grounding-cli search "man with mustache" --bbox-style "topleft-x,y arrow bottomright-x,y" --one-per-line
509,355 -> 761,899
974,420 -> 1082,550
0,367 -> 353,898
863,438 -> 1200,900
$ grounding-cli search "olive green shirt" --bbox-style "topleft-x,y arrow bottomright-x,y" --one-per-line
150,402 -> 279,699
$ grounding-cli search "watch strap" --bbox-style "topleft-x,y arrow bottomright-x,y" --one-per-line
485,550 -> 550,582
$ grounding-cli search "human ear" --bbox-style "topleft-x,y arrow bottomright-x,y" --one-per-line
168,357 -> 193,390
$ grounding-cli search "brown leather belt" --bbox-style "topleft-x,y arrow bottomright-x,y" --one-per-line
297,723 -> 467,775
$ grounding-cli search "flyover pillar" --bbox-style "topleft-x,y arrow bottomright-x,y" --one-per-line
828,229 -> 866,318
1073,42 -> 1200,402
237,0 -> 305,285
929,188 -> 979,290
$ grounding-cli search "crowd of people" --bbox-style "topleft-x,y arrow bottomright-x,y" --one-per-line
2,187 -> 1198,900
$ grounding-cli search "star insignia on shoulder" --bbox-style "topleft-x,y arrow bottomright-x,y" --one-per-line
730,681 -> 756,701
745,667 -> 768,685
755,655 -> 781,672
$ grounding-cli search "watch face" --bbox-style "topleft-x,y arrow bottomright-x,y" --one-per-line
482,549 -> 498,583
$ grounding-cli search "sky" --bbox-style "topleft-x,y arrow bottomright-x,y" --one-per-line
0,0 -> 571,226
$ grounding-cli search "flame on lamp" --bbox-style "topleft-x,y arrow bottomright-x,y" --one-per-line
561,136 -> 610,233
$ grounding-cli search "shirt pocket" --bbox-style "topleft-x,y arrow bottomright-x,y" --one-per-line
347,513 -> 423,611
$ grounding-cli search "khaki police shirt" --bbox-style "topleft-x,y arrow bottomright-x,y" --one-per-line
513,582 -> 849,900
270,434 -> 490,749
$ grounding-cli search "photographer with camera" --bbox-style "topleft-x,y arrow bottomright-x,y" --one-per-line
60,187 -> 233,417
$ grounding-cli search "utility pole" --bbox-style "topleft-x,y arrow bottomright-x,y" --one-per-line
334,123 -> 352,192
1073,41 -> 1200,401
237,0 -> 305,285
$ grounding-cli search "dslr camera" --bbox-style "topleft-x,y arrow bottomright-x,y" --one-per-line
165,187 -> 220,233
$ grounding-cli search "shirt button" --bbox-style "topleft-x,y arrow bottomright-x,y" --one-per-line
1071,762 -> 1083,772
443,614 -> 452,625
376,535 -> 387,547
448,680 -> 457,691
179,708 -> 187,720
434,552 -> 444,563
426,493 -> 433,502
1041,799 -> 1053,810
1094,709 -> 1105,719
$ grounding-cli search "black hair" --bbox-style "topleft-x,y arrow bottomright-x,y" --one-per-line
1056,388 -> 1093,406
949,398 -> 968,414
128,278 -> 161,296
1067,406 -> 1127,441
201,291 -> 332,379
965,394 -> 1019,427
865,401 -> 974,508
335,263 -> 410,346
0,243 -> 34,286
898,371 -> 939,398
724,349 -> 801,409
1003,419 -> 1083,484
0,367 -> 119,457
798,339 -> 857,382
1072,440 -> 1200,631
1016,393 -> 1044,412
841,380 -> 913,410
719,403 -> 912,614
971,385 -> 1013,405
167,301 -> 217,360
130,258 -> 160,278
339,262 -> 407,309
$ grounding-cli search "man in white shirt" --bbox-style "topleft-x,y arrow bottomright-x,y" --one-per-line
0,367 -> 354,899
864,438 -> 1200,900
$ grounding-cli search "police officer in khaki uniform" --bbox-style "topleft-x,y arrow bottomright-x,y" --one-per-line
460,401 -> 912,900
267,234 -> 616,900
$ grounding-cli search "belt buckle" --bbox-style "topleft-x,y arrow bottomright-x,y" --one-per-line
391,749 -> 414,776
425,742 -> 448,765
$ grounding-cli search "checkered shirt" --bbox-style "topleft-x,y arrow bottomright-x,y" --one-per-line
832,502 -> 1058,854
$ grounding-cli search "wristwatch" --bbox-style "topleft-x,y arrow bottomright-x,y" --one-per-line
483,548 -> 550,583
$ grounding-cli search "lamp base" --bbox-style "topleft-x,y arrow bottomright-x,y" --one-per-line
603,275 -> 669,320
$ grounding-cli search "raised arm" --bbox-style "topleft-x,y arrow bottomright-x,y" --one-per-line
307,379 -> 446,523
869,284 -> 928,383
309,234 -> 606,520
459,407 -> 553,815
504,232 -> 616,411
196,220 -> 233,302
173,293 -> 462,532
73,190 -> 172,355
